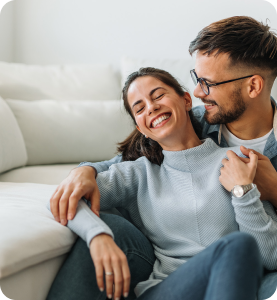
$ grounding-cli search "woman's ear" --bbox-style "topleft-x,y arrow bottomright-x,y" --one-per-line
183,92 -> 192,111
136,125 -> 148,138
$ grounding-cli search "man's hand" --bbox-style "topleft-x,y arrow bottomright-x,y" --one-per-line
238,146 -> 277,204
90,233 -> 130,300
50,166 -> 101,225
219,149 -> 258,192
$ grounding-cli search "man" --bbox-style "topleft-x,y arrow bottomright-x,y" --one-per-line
48,16 -> 277,300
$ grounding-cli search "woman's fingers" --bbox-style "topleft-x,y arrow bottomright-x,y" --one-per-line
59,189 -> 72,225
112,256 -> 124,300
103,258 -> 114,299
121,256 -> 131,298
50,188 -> 63,222
94,259 -> 105,292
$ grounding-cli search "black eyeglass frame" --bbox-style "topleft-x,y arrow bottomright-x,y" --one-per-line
190,69 -> 254,95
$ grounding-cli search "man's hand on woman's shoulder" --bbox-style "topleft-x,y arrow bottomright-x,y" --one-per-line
49,165 -> 101,225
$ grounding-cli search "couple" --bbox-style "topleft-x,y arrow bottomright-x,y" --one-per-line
47,16 -> 277,300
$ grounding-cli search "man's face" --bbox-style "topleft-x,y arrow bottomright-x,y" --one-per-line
193,51 -> 247,125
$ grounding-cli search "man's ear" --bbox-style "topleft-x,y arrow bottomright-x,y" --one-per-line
184,92 -> 193,110
248,75 -> 264,98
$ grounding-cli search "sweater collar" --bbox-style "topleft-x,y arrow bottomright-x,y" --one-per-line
162,138 -> 220,172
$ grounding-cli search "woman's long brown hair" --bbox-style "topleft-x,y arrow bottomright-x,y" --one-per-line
117,67 -> 202,165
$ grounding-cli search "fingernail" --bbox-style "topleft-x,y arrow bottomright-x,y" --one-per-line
108,295 -> 112,299
124,292 -> 129,298
54,217 -> 60,222
250,151 -> 254,154
115,298 -> 120,300
68,214 -> 73,220
61,219 -> 66,225
99,287 -> 104,292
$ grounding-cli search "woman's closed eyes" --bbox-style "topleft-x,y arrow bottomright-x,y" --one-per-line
136,94 -> 165,114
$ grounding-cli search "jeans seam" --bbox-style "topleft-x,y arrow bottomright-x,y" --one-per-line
125,249 -> 155,266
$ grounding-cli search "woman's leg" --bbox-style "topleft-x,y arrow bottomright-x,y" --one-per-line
137,232 -> 263,300
258,270 -> 277,300
46,213 -> 155,300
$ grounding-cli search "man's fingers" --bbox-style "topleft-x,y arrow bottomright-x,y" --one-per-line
90,187 -> 100,217
249,150 -> 258,170
240,146 -> 264,160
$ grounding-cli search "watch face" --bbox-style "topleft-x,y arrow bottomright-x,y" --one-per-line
233,186 -> 244,197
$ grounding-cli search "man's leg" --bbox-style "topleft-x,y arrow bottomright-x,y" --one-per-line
136,232 -> 263,300
46,213 -> 155,300
258,270 -> 277,300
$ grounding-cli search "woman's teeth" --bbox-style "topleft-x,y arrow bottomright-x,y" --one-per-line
152,114 -> 170,128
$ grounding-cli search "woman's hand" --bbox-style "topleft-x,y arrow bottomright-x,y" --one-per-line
50,166 -> 101,225
219,149 -> 258,192
90,233 -> 131,300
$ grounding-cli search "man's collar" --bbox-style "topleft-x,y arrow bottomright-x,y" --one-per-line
212,98 -> 277,145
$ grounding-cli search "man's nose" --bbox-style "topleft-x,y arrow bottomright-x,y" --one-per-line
193,83 -> 206,99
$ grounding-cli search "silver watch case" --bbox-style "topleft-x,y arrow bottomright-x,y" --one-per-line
231,183 -> 255,198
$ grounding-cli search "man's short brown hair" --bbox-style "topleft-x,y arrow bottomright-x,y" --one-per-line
189,16 -> 277,76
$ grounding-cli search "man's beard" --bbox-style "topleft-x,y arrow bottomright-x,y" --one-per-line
203,87 -> 246,125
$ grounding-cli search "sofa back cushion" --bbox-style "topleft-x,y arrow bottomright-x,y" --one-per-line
6,99 -> 134,165
0,62 -> 121,101
0,97 -> 27,173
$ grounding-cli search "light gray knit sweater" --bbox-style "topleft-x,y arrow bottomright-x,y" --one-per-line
48,138 -> 277,297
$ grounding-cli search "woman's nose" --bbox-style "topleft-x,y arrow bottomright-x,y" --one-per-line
146,102 -> 160,115
193,82 -> 206,99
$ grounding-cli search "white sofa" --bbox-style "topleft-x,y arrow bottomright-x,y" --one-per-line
0,59 -> 275,300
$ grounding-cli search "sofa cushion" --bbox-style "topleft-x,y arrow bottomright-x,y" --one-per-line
0,62 -> 121,101
120,56 -> 203,107
0,97 -> 27,173
0,164 -> 77,185
6,99 -> 134,165
0,182 -> 77,279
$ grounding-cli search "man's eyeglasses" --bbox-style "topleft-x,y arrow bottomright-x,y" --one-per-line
190,69 -> 254,96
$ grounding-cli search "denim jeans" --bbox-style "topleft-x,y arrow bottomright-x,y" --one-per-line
47,213 -> 265,300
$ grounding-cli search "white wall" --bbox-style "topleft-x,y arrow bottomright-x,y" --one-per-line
12,0 -> 277,69
0,1 -> 14,62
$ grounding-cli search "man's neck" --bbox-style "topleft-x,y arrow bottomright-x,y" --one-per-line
225,100 -> 274,140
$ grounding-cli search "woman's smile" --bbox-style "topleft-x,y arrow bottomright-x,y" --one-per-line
150,113 -> 172,128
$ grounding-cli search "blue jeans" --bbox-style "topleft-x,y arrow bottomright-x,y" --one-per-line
47,213 -> 265,300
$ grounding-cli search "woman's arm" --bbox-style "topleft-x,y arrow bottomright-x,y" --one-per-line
220,149 -> 277,269
79,154 -> 123,174
231,186 -> 277,270
50,155 -> 123,224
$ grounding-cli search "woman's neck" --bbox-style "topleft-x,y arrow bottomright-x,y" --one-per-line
160,129 -> 202,152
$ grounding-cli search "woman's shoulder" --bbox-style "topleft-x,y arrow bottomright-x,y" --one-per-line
108,155 -> 160,173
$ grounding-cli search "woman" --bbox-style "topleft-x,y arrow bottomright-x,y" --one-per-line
47,68 -> 277,300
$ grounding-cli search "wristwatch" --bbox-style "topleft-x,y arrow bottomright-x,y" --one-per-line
231,183 -> 256,198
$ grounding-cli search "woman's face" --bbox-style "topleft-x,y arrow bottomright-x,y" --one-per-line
127,76 -> 193,150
